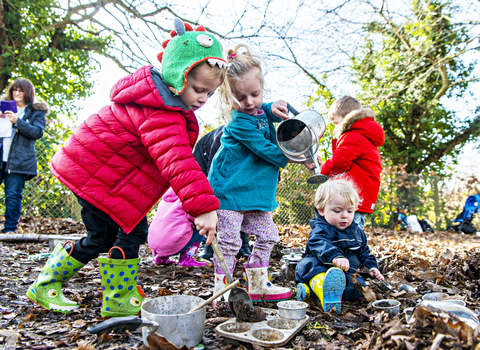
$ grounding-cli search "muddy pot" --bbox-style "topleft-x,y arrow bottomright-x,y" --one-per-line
141,295 -> 206,348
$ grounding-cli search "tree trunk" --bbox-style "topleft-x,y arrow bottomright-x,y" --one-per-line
431,176 -> 442,230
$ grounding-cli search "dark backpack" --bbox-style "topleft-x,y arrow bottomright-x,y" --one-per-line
460,220 -> 476,234
418,219 -> 434,233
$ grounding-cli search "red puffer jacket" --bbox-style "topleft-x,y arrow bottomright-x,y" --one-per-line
321,108 -> 384,214
50,65 -> 220,233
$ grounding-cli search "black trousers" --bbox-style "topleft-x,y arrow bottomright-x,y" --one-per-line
70,194 -> 148,263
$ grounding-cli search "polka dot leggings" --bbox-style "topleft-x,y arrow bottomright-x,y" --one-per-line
213,210 -> 279,274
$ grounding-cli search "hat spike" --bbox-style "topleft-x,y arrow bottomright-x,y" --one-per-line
174,18 -> 185,36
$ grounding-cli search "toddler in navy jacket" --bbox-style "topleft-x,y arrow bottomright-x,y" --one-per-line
295,179 -> 384,313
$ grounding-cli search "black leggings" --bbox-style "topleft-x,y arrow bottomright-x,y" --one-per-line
70,194 -> 148,263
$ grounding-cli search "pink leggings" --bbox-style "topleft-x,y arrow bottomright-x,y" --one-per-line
213,210 -> 279,274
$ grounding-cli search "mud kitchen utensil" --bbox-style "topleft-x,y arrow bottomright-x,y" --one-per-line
87,282 -> 239,348
210,235 -> 254,315
280,249 -> 304,281
325,263 -> 394,293
372,299 -> 401,316
276,104 -> 328,184
215,307 -> 310,347
417,300 -> 480,329
277,301 -> 308,320
188,280 -> 240,313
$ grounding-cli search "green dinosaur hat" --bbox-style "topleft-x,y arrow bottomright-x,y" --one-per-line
158,18 -> 227,95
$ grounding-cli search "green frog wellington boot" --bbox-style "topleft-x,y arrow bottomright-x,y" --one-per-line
99,247 -> 145,317
27,241 -> 85,313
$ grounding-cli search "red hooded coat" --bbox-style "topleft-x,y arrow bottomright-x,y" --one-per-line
50,65 -> 220,233
321,108 -> 385,214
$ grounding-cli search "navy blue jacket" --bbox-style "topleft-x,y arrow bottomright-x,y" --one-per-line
1,102 -> 48,180
295,212 -> 378,284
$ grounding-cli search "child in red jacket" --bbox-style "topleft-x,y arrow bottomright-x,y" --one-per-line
319,96 -> 385,229
26,18 -> 226,318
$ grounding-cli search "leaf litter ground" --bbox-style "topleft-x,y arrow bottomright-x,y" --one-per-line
1,216 -> 480,349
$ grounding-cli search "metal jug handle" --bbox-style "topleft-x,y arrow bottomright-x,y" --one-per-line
286,103 -> 299,116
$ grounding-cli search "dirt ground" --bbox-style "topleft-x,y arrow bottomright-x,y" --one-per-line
1,216 -> 480,349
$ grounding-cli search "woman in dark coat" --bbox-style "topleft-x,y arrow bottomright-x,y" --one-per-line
0,78 -> 48,232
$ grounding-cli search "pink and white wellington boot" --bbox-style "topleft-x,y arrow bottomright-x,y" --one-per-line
243,253 -> 291,302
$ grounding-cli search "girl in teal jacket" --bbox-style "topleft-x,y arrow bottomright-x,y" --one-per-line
209,43 -> 310,303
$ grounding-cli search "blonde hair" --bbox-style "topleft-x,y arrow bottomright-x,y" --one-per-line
315,179 -> 360,212
217,43 -> 265,121
190,61 -> 226,82
328,96 -> 362,121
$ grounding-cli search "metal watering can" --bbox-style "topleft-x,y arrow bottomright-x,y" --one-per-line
277,104 -> 328,184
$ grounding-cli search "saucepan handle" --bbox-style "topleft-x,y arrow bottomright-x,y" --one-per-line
87,315 -> 158,336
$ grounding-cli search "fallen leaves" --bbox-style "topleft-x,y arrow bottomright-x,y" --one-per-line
146,332 -> 188,350
1,216 -> 480,349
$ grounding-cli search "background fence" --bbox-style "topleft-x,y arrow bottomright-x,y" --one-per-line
275,163 -> 480,231
2,137 -> 479,232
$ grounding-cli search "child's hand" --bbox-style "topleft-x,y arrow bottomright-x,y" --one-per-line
303,161 -> 315,170
271,100 -> 289,120
332,257 -> 349,272
194,211 -> 218,245
317,155 -> 323,168
369,267 -> 384,281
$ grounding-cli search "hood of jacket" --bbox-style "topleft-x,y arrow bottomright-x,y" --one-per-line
110,66 -> 191,112
336,108 -> 384,147
31,101 -> 50,115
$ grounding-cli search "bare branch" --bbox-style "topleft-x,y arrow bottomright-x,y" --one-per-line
415,115 -> 480,173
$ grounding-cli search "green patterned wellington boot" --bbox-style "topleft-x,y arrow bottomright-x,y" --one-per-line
27,241 -> 85,313
98,247 -> 145,318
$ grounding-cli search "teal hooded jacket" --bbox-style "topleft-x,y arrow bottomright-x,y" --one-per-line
208,102 -> 289,211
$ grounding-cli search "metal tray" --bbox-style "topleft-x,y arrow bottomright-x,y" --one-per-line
214,308 -> 309,346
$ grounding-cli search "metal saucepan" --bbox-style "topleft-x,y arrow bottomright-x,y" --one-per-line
87,281 -> 239,347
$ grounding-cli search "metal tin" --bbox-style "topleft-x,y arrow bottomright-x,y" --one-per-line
372,299 -> 401,316
277,301 -> 308,320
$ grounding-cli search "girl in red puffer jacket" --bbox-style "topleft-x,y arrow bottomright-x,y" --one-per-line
27,18 -> 227,318
319,96 -> 385,230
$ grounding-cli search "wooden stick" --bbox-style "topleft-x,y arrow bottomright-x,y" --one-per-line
0,234 -> 85,242
188,280 -> 241,314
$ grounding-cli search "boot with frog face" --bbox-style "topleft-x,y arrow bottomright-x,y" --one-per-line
27,241 -> 85,313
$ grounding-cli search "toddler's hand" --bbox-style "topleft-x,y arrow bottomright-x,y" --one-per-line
303,161 -> 315,170
369,268 -> 384,281
332,257 -> 349,272
194,211 -> 217,245
271,100 -> 289,120
317,155 -> 323,168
